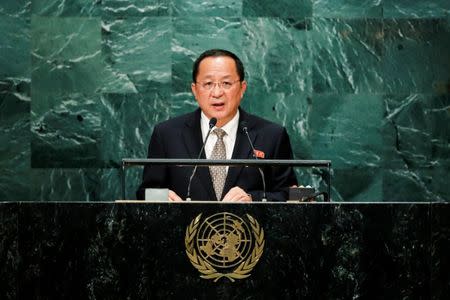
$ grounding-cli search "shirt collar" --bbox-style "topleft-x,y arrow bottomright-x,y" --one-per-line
200,110 -> 240,139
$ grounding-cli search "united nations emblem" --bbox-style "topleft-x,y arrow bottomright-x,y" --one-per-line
185,212 -> 264,282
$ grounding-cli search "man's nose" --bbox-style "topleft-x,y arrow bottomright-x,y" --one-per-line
211,83 -> 225,97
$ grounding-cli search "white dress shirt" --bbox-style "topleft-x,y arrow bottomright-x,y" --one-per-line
200,111 -> 239,173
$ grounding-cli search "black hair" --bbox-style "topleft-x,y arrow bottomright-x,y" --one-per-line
192,49 -> 245,82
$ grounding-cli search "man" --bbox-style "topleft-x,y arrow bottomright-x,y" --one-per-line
137,49 -> 297,202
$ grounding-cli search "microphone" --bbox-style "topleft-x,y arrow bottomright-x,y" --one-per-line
186,117 -> 217,201
240,121 -> 267,202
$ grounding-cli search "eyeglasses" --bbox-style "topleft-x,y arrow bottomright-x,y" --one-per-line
196,80 -> 241,91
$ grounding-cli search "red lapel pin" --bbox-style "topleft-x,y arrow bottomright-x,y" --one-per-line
253,149 -> 265,159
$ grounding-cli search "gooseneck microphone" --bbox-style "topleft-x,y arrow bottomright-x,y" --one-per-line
240,121 -> 267,202
186,117 -> 217,201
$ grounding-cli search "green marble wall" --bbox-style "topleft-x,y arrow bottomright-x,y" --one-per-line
1,0 -> 449,201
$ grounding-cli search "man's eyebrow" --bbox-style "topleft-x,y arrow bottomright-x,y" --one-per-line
200,75 -> 233,80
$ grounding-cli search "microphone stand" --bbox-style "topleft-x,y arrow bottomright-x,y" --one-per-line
241,123 -> 267,202
186,118 -> 217,201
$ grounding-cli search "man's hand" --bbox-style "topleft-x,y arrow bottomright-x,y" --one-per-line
222,187 -> 252,202
168,190 -> 183,202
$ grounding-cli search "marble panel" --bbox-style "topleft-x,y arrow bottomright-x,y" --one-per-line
99,16 -> 172,167
382,94 -> 450,169
13,203 -> 433,298
312,0 -> 382,18
172,0 -> 242,17
416,167 -> 450,202
431,203 -> 450,299
0,79 -> 31,201
97,67 -> 139,94
353,204 -> 431,298
28,167 -> 138,201
0,14 -> 30,79
384,0 -> 450,18
101,17 -> 171,78
243,91 -> 285,124
243,0 -> 312,18
242,18 -> 312,96
100,91 -> 171,167
308,94 -> 383,169
102,0 -> 171,17
31,0 -> 102,17
0,203 -> 17,300
243,91 -> 312,161
382,168 -> 448,202
30,168 -> 103,201
275,94 -> 312,158
31,16 -> 103,94
333,167 -> 383,201
311,18 -> 383,93
100,167 -> 142,200
383,18 -> 450,94
312,204 -> 430,298
172,17 -> 243,93
31,92 -> 102,168
170,92 -> 199,118
0,0 -> 30,17
18,203 -> 105,298
30,16 -> 132,95
381,94 -> 450,202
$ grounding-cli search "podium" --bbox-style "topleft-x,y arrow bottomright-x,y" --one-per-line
0,202 -> 449,299
121,158 -> 332,201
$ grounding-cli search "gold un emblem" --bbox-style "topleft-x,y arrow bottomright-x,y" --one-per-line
185,212 -> 265,282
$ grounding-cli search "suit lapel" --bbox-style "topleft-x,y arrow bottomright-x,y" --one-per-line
223,110 -> 257,193
182,110 -> 203,159
182,109 -> 217,200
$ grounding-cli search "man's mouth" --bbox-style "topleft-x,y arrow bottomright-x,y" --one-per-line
211,102 -> 225,108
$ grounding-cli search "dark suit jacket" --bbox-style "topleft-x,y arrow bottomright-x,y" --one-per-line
136,108 -> 297,201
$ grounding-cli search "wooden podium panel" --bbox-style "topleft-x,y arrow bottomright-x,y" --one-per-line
0,202 -> 449,299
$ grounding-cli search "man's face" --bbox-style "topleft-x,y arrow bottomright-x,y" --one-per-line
191,56 -> 247,127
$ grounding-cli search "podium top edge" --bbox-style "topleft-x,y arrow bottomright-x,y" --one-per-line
121,158 -> 331,167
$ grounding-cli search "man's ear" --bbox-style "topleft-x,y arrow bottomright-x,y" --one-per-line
191,82 -> 198,100
240,80 -> 247,98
